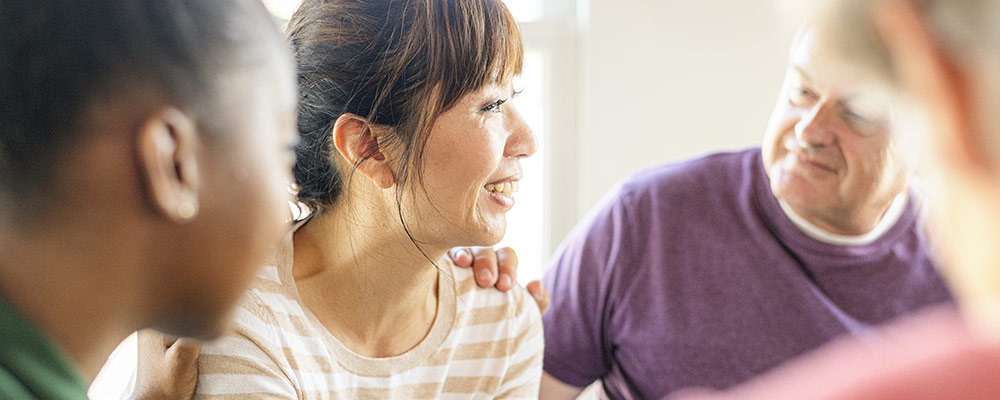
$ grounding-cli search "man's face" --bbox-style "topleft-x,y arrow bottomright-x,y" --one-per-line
762,29 -> 908,234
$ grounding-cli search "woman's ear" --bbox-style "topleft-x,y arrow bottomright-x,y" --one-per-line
874,0 -> 986,175
135,108 -> 201,223
331,113 -> 397,189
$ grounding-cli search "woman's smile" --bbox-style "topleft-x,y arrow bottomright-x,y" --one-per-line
484,180 -> 519,210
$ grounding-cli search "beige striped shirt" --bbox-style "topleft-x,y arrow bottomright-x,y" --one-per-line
194,233 -> 544,399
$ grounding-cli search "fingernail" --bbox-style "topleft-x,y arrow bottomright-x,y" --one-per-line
533,289 -> 544,301
478,268 -> 494,283
499,274 -> 512,288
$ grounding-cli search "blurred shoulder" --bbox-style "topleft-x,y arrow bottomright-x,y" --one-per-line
621,148 -> 760,198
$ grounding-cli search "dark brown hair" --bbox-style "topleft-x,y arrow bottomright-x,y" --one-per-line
0,0 -> 278,213
287,0 -> 524,211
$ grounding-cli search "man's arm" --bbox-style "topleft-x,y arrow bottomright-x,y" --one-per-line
540,183 -> 638,395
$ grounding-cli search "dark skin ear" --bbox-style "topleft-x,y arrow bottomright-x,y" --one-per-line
331,113 -> 397,189
135,108 -> 202,223
874,0 -> 988,176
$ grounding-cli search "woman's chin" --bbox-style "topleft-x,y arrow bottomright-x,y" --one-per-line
467,223 -> 507,247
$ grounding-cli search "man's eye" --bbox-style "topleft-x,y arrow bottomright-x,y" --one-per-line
789,86 -> 816,106
842,97 -> 890,128
481,99 -> 507,113
845,110 -> 869,123
841,106 -> 891,135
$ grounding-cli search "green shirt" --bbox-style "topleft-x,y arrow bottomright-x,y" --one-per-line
0,295 -> 88,399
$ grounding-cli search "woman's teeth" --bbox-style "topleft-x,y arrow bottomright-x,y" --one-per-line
484,181 -> 518,196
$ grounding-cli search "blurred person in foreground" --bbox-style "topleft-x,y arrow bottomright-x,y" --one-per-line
668,0 -> 1000,398
0,0 -> 299,398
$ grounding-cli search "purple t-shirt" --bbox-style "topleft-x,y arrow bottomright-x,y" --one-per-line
542,148 -> 954,400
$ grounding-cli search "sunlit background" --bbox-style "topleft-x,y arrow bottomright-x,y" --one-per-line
90,0 -> 796,398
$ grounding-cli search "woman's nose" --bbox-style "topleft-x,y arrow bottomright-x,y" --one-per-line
504,104 -> 537,158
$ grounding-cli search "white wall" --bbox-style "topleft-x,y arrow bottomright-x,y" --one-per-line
572,0 -> 795,219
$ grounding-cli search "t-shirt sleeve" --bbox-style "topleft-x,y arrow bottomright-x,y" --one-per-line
495,286 -> 545,399
664,309 -> 990,400
542,185 -> 636,388
193,300 -> 298,400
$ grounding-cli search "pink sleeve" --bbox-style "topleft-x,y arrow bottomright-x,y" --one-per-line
668,307 -> 1000,400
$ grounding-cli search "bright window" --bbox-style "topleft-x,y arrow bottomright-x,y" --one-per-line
501,0 -> 578,284
498,49 -> 546,283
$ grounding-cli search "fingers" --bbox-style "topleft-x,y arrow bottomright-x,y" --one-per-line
453,246 -> 522,293
448,247 -> 474,267
495,247 -> 519,292
171,337 -> 203,349
137,330 -> 202,367
526,280 -> 551,315
134,330 -> 201,400
471,246 -> 499,288
166,338 -> 203,364
160,334 -> 180,348
137,330 -> 169,367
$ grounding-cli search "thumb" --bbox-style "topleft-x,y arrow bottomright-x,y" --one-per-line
166,338 -> 203,364
526,280 -> 551,315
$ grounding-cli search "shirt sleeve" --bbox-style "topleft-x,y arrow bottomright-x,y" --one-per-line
666,308 -> 991,400
193,300 -> 298,400
542,184 -> 636,388
495,286 -> 545,399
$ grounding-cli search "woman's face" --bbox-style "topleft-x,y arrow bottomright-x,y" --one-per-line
404,82 -> 536,247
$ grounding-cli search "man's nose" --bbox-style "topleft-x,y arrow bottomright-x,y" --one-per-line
794,101 -> 838,148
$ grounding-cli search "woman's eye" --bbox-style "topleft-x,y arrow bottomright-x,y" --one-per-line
481,99 -> 507,113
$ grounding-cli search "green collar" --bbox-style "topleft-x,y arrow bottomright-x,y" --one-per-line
0,295 -> 88,399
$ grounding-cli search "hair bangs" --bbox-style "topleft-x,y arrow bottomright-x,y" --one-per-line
430,0 -> 524,113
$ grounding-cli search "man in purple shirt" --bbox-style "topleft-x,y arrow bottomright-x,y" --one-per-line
665,0 -> 1000,398
539,23 -> 955,400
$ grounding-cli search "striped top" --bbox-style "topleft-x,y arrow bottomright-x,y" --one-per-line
193,232 -> 544,399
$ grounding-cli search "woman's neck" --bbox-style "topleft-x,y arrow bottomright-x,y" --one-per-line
292,201 -> 445,358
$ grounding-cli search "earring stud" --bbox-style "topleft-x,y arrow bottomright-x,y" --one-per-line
178,201 -> 197,220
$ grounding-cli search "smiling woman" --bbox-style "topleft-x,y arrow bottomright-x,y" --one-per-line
190,0 -> 544,398
90,1 -> 549,398
260,0 -> 552,285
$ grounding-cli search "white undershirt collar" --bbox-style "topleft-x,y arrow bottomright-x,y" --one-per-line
778,192 -> 909,247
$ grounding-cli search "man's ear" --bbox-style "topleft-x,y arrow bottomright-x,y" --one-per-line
136,108 -> 201,223
331,113 -> 396,189
874,0 -> 987,174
